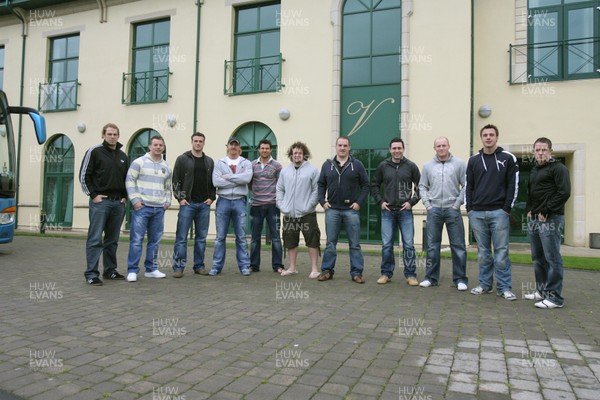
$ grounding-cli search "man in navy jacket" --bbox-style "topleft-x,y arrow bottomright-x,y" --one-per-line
466,124 -> 519,300
317,136 -> 369,283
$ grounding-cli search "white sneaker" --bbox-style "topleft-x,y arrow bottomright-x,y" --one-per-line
535,299 -> 563,309
500,290 -> 517,301
457,282 -> 468,291
144,270 -> 166,278
524,292 -> 543,300
126,273 -> 137,282
419,280 -> 432,287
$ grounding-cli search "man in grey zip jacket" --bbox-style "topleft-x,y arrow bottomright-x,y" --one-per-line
317,136 -> 369,283
276,142 -> 321,278
371,137 -> 421,285
418,137 -> 468,290
210,137 -> 253,276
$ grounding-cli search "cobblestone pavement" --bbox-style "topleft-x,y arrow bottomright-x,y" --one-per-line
0,236 -> 599,400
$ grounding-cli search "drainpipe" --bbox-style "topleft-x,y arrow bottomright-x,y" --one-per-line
96,0 -> 107,23
469,0 -> 475,156
193,0 -> 203,133
9,7 -> 28,228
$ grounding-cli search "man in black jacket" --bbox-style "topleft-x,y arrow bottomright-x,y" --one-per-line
317,136 -> 369,283
371,137 -> 421,285
466,124 -> 519,300
171,132 -> 216,277
79,123 -> 128,285
525,137 -> 570,309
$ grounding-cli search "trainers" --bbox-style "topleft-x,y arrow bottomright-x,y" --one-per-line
524,292 -> 543,300
241,268 -> 251,276
173,271 -> 183,278
87,277 -> 103,286
377,275 -> 390,284
406,277 -> 418,286
535,299 -> 563,309
144,270 -> 166,278
194,268 -> 209,275
470,286 -> 492,295
457,282 -> 468,291
249,266 -> 260,272
500,291 -> 517,301
419,280 -> 432,287
317,270 -> 333,281
127,273 -> 137,282
208,269 -> 218,276
103,271 -> 125,280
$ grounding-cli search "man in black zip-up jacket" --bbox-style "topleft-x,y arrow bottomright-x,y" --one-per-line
171,132 -> 216,277
371,137 -> 421,285
317,136 -> 369,283
524,137 -> 570,309
79,123 -> 128,286
466,124 -> 519,300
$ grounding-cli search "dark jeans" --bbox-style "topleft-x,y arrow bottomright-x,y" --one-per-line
250,204 -> 283,271
321,208 -> 364,278
173,202 -> 210,272
528,214 -> 565,305
380,209 -> 416,278
84,199 -> 125,280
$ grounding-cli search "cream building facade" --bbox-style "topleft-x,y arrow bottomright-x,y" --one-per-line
0,0 -> 597,247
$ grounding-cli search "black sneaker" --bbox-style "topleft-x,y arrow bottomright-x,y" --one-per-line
249,266 -> 260,272
103,271 -> 125,280
87,277 -> 103,286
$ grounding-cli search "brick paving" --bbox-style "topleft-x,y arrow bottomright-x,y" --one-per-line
0,235 -> 599,399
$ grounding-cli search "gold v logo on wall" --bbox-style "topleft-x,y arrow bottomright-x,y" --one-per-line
346,98 -> 395,136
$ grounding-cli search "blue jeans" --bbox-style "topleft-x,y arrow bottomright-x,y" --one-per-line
250,204 -> 283,271
127,206 -> 165,273
468,209 -> 512,293
173,202 -> 210,272
424,207 -> 467,285
380,209 -> 416,278
321,208 -> 364,277
528,215 -> 564,305
85,199 -> 126,280
212,198 -> 250,272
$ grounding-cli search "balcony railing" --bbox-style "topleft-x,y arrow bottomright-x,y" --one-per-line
224,54 -> 284,95
38,80 -> 79,112
122,68 -> 171,104
509,37 -> 600,84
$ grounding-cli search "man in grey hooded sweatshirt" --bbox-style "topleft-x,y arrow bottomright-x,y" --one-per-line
276,142 -> 321,278
418,137 -> 468,290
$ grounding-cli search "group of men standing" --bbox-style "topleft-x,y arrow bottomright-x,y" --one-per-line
79,123 -> 570,309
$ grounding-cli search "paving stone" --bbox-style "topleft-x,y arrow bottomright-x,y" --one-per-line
448,380 -> 477,395
511,390 -> 544,400
541,389 -> 577,400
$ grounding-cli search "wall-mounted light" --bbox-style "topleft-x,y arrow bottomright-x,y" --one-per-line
166,115 -> 177,127
478,105 -> 492,118
77,122 -> 86,133
279,108 -> 291,121
0,126 -> 6,137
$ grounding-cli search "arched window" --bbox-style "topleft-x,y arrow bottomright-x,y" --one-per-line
43,134 -> 74,229
232,121 -> 278,161
128,128 -> 165,162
